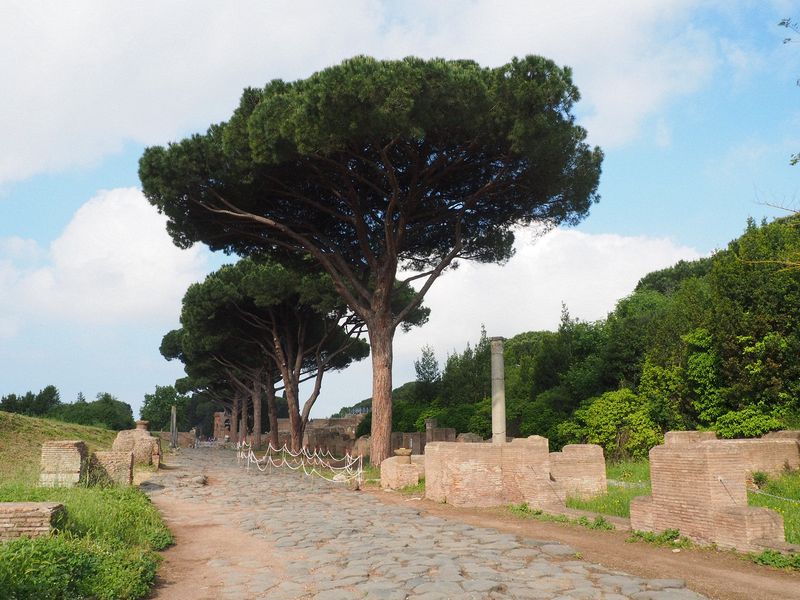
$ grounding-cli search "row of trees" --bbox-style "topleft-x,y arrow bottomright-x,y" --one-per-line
140,54 -> 603,463
341,216 -> 800,459
0,388 -> 135,431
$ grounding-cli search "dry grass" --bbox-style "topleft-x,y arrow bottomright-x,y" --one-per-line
0,410 -> 117,484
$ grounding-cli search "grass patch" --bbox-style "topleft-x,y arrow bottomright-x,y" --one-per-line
627,528 -> 692,548
399,478 -> 425,495
0,411 -> 117,484
0,482 -> 172,599
607,459 -> 651,483
565,484 -> 650,518
747,470 -> 800,544
507,503 -> 614,531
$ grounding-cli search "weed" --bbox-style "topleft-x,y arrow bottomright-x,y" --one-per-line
506,503 -> 615,531
627,528 -> 692,549
752,471 -> 769,488
750,550 -> 800,570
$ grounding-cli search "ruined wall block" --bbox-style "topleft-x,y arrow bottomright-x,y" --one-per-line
424,436 -> 561,509
664,431 -> 718,446
719,438 -> 800,477
380,456 -> 424,490
112,430 -> 161,466
0,502 -> 65,541
39,440 -> 88,487
93,451 -> 133,485
549,444 -> 607,499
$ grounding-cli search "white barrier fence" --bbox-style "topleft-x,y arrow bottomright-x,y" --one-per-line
237,441 -> 363,487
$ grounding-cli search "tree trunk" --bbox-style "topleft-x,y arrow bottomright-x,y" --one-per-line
230,396 -> 239,444
285,384 -> 303,451
265,381 -> 279,448
252,378 -> 262,449
240,393 -> 249,444
369,316 -> 394,466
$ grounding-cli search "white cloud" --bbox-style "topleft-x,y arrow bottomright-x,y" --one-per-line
309,227 -> 703,416
0,0 -> 733,185
1,187 -> 210,328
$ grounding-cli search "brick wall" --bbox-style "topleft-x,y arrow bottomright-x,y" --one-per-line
380,455 -> 425,490
155,431 -> 197,448
40,440 -> 87,487
549,444 -> 607,500
92,451 -> 133,485
0,502 -> 65,541
630,437 -> 785,552
424,437 -> 562,508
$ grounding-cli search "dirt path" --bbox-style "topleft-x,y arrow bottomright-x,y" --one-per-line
365,488 -> 800,600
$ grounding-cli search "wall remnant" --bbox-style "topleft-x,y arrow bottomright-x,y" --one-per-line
155,431 -> 196,449
39,440 -> 87,487
0,502 -> 65,541
381,455 -> 425,490
549,444 -> 607,500
92,451 -> 134,485
630,432 -> 785,552
112,421 -> 161,467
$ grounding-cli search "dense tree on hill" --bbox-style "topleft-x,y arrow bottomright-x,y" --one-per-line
49,393 -> 135,431
0,386 -> 62,417
140,55 -> 603,464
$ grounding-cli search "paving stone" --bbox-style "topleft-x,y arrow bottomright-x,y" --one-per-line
144,449 -> 710,600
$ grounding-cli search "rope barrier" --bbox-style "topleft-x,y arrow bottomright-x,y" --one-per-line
750,488 -> 800,505
236,441 -> 363,487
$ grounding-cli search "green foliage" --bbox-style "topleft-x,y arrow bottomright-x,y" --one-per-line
565,484 -> 650,518
355,411 -> 371,438
606,459 -> 651,484
752,471 -> 769,488
627,528 -> 692,548
748,469 -> 800,544
50,393 -> 136,431
140,385 -> 191,431
0,385 -> 62,417
506,503 -> 614,531
560,389 -> 662,460
0,483 -> 171,599
714,406 -> 783,438
750,550 -> 800,570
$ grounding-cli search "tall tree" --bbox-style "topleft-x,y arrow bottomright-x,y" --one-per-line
140,55 -> 603,463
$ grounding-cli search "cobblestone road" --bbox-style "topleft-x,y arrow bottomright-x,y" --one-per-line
143,449 -> 706,600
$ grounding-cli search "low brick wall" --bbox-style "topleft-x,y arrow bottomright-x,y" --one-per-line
0,502 -> 65,541
630,437 -> 785,552
40,440 -> 87,487
155,431 -> 197,448
92,451 -> 133,485
424,437 -> 562,508
549,444 -> 607,500
380,455 -> 425,490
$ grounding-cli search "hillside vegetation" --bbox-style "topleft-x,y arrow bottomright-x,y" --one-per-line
0,411 -> 117,484
343,216 -> 800,459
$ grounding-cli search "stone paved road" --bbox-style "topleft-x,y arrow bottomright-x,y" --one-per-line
143,449 -> 706,600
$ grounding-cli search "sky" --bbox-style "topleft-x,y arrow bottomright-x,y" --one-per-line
1,1 -> 799,420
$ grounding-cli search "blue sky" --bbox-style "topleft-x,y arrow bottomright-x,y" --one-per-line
1,1 -> 798,420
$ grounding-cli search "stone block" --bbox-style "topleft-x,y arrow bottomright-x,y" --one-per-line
112,429 -> 161,466
0,502 -> 65,541
712,506 -> 785,552
92,451 -> 133,485
456,432 -> 484,443
380,456 -> 424,490
664,431 -> 718,446
40,440 -> 88,487
630,495 -> 654,532
719,438 -> 800,477
549,444 -> 607,499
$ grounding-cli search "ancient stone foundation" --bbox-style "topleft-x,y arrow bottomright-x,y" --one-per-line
381,455 -> 425,490
423,437 -> 607,508
112,421 -> 161,467
0,502 -> 65,541
92,451 -> 134,485
39,440 -> 87,487
630,432 -> 785,552
155,431 -> 197,449
424,436 -> 564,508
549,444 -> 607,500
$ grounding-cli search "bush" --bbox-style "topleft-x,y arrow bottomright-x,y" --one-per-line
714,406 -> 783,439
0,483 -> 171,599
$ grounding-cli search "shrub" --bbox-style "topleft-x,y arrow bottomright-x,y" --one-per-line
714,406 -> 783,439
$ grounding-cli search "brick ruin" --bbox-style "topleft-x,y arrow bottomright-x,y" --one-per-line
155,430 -> 197,449
92,451 -> 134,485
423,436 -> 606,508
40,440 -> 88,487
0,502 -> 65,541
381,454 -> 425,490
112,420 -> 162,467
631,431 -> 787,552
